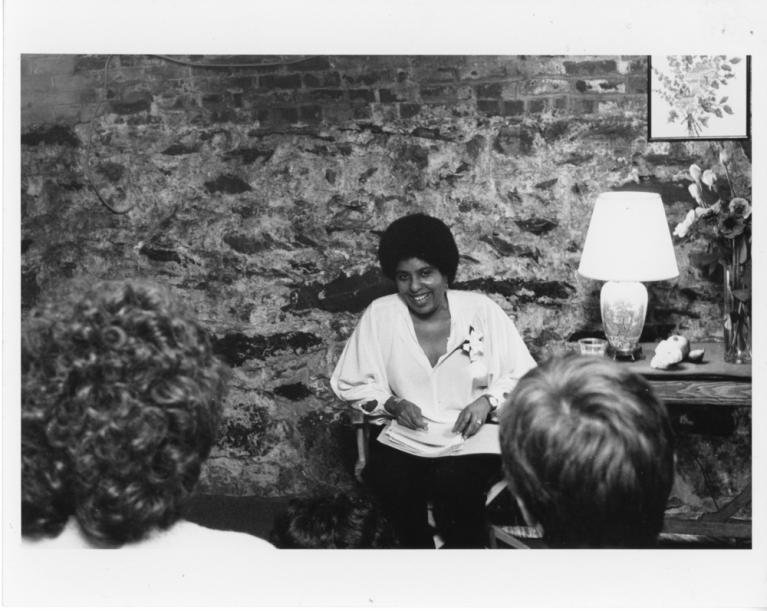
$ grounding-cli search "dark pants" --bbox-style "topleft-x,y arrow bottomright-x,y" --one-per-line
364,426 -> 501,549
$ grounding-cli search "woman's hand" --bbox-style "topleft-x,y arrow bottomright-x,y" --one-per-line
452,396 -> 492,438
385,397 -> 428,430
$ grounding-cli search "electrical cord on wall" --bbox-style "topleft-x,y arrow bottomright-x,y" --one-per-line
83,55 -> 137,215
150,54 -> 320,69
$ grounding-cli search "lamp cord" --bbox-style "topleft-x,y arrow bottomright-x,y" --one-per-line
150,54 -> 320,69
83,55 -> 138,215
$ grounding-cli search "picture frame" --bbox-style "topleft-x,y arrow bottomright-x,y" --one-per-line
648,55 -> 750,140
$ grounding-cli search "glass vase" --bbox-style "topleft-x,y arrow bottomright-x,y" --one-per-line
722,239 -> 751,364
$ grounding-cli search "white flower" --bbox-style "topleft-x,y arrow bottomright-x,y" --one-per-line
673,210 -> 696,238
688,182 -> 702,204
689,164 -> 702,182
719,147 -> 731,164
701,169 -> 716,188
673,206 -> 713,239
461,326 -> 484,362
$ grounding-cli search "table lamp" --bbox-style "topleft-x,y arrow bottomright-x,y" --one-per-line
578,191 -> 679,360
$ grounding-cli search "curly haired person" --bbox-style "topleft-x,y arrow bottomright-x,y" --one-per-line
21,281 -> 272,549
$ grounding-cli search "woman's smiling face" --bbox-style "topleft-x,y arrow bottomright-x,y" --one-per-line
394,257 -> 449,318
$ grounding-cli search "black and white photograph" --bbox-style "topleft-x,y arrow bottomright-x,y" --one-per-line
3,0 -> 766,608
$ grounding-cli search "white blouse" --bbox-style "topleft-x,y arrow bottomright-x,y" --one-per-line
330,290 -> 536,424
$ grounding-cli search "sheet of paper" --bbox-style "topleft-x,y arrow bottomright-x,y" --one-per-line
386,421 -> 463,447
382,433 -> 462,457
383,422 -> 464,457
378,422 -> 501,457
457,423 -> 501,455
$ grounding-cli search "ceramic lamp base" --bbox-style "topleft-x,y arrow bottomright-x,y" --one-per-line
600,280 -> 648,360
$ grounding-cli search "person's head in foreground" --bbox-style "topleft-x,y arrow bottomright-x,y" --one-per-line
269,491 -> 398,549
22,281 -> 227,547
499,355 -> 675,548
378,213 -> 459,318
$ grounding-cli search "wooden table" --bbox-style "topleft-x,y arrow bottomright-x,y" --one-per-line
626,342 -> 751,541
627,342 -> 751,408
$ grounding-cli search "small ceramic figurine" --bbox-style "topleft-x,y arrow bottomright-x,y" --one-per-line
650,335 -> 705,369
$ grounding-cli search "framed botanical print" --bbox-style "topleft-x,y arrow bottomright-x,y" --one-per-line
649,55 -> 750,140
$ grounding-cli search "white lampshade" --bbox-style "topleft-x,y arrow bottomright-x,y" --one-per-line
578,191 -> 679,282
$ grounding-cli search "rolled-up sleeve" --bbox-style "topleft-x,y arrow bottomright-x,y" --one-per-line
330,305 -> 392,417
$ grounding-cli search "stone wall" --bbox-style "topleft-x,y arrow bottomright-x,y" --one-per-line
20,54 -> 751,509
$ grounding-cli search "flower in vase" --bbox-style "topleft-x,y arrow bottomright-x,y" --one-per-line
729,197 -> 751,219
673,144 -> 752,363
689,164 -> 702,182
672,144 -> 751,274
674,206 -> 713,238
701,169 -> 716,188
717,214 -> 746,239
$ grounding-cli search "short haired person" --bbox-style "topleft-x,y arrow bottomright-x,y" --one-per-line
21,281 -> 272,549
499,355 -> 675,548
269,491 -> 398,549
331,214 -> 536,548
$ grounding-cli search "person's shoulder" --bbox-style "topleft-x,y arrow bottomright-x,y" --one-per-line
450,290 -> 514,324
182,521 -> 275,548
449,290 -> 497,310
143,521 -> 275,550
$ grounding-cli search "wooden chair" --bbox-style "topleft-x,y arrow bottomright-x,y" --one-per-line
351,411 -> 371,483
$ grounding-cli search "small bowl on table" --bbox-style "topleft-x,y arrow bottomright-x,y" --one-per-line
578,338 -> 608,357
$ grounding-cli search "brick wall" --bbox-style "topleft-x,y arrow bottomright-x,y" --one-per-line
20,54 -> 751,512
22,54 -> 648,130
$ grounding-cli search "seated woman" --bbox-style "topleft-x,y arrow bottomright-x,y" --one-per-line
21,280 -> 272,549
331,213 -> 536,548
